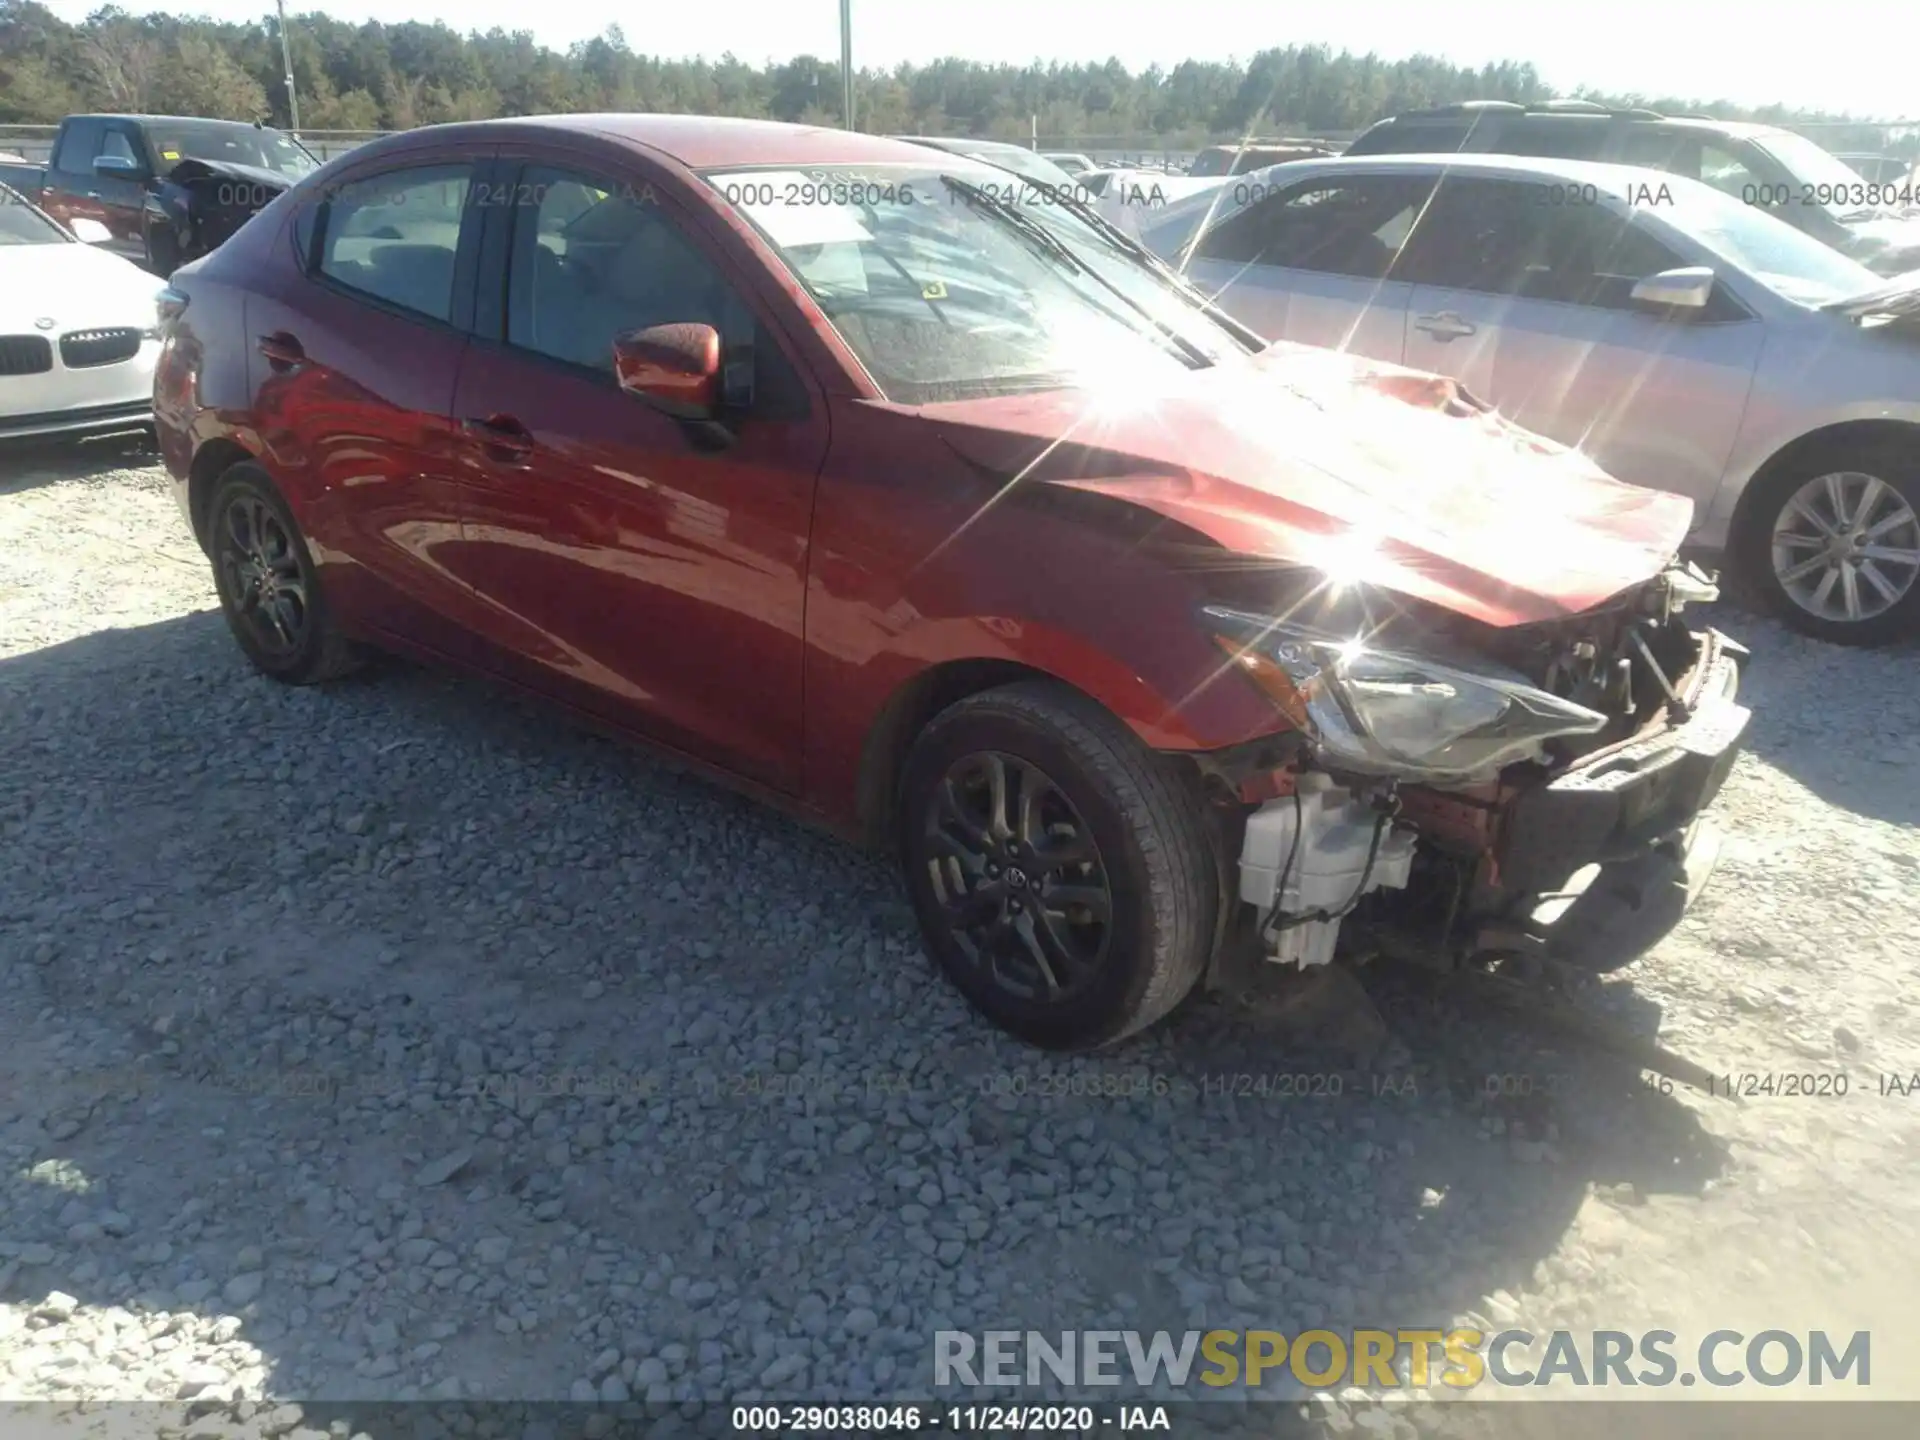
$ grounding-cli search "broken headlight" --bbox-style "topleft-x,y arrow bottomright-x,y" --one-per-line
1208,607 -> 1608,784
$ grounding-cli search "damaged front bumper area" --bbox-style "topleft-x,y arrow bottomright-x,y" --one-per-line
1218,576 -> 1750,975
1496,629 -> 1744,896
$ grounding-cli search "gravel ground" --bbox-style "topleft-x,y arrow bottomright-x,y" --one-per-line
3,444 -> 1919,1438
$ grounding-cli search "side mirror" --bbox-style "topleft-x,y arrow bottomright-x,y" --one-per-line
613,323 -> 722,420
94,154 -> 148,180
69,217 -> 113,245
1631,266 -> 1716,312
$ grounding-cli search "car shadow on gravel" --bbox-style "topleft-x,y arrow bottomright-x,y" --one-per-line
0,612 -> 1731,1418
1694,601 -> 1920,831
0,430 -> 158,495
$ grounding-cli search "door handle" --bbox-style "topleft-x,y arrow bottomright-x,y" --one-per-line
256,333 -> 306,371
85,191 -> 101,200
461,414 -> 535,464
1414,312 -> 1477,341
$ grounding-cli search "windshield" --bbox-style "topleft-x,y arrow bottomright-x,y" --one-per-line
704,163 -> 1252,403
148,122 -> 319,179
1659,181 -> 1881,304
1753,131 -> 1909,217
0,187 -> 68,246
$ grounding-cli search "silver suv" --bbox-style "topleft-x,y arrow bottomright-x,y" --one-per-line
1132,154 -> 1920,646
1343,102 -> 1920,276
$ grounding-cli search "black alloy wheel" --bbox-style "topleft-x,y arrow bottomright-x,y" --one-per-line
208,462 -> 360,684
898,681 -> 1216,1049
218,488 -> 310,659
922,749 -> 1115,1004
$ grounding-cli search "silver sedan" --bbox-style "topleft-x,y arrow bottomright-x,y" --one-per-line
1129,154 -> 1920,646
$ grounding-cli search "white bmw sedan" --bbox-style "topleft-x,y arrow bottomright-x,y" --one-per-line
1,186 -> 168,444
1133,155 -> 1920,646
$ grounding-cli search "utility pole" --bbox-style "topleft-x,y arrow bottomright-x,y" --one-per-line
275,0 -> 301,134
838,0 -> 854,131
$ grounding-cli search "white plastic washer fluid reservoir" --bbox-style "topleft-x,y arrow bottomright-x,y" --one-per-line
1238,775 -> 1415,967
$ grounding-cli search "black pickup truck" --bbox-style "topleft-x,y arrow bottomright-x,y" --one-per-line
2,114 -> 319,275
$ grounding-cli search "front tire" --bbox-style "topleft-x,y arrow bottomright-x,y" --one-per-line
1736,441 -> 1920,646
207,462 -> 360,685
896,681 -> 1216,1050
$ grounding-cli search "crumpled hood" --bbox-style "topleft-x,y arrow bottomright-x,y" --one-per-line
920,343 -> 1695,628
1840,213 -> 1920,271
163,157 -> 293,192
1823,265 -> 1920,319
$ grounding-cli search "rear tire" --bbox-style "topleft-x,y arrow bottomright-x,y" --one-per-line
207,462 -> 361,685
1735,440 -> 1920,647
896,681 -> 1216,1049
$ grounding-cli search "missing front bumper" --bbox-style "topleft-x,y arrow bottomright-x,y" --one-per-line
1497,632 -> 1748,896
1233,628 -> 1748,975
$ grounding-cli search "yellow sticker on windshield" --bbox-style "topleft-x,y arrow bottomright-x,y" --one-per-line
161,150 -> 180,160
922,280 -> 948,300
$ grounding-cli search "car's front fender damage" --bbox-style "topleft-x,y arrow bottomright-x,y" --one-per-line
1182,564 -> 1752,1086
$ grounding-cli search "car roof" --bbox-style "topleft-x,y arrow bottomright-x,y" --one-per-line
1368,109 -> 1785,142
68,113 -> 273,127
1200,139 -> 1338,151
1209,151 -> 1731,195
367,115 -> 985,172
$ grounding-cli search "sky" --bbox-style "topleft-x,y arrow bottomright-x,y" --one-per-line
41,0 -> 1915,120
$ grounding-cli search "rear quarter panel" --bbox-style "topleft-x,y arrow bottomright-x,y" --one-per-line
152,231 -> 266,532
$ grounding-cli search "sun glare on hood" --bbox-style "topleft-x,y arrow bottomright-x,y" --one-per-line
1068,352 -> 1181,426
1302,525 -> 1384,596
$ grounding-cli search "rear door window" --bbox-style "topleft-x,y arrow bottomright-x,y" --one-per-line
1349,122 -> 1472,156
1618,130 -> 1698,174
317,164 -> 474,323
1501,120 -> 1611,160
1397,178 -> 1551,293
1192,176 -> 1436,278
1619,132 -> 1765,200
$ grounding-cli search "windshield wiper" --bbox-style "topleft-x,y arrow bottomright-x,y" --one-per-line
940,175 -> 1213,369
1037,184 -> 1261,348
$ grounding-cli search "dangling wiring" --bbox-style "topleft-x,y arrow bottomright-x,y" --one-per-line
1256,783 -> 1403,944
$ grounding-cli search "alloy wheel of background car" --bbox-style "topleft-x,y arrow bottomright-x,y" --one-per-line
1770,472 -> 1920,624
897,681 -> 1215,1050
1741,444 -> 1920,648
208,463 -> 361,685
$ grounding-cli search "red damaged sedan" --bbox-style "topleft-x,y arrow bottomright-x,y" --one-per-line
153,116 -> 1750,1049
